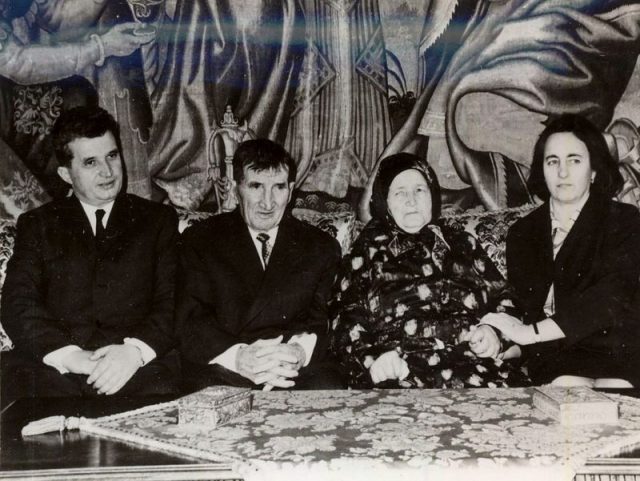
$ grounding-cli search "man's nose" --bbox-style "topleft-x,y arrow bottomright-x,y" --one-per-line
260,189 -> 275,207
98,159 -> 113,177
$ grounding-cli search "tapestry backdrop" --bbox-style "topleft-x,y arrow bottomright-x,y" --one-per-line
1,0 -> 640,220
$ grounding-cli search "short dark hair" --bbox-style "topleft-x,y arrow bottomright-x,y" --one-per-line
51,106 -> 122,167
528,114 -> 623,200
232,139 -> 297,184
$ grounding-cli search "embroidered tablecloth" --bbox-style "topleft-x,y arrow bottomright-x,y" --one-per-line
83,388 -> 640,481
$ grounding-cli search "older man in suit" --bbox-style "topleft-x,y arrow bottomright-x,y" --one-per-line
1,106 -> 179,405
178,139 -> 343,390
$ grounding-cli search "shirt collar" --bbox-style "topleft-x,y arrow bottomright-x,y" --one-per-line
247,225 -> 280,269
78,199 -> 115,234
549,194 -> 589,231
247,225 -> 280,242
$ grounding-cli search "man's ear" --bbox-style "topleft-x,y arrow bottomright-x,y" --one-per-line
57,166 -> 72,185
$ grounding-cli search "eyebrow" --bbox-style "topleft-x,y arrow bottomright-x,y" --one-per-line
545,153 -> 583,159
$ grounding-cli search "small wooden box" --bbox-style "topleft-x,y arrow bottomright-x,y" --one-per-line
533,386 -> 618,425
178,386 -> 253,427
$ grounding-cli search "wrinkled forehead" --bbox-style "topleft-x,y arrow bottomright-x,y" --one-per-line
388,168 -> 430,191
241,164 -> 290,183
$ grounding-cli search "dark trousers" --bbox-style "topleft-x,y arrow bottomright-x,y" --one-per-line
1,350 -> 180,408
181,358 -> 346,394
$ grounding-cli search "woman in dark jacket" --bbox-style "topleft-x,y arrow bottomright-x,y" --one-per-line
479,114 -> 640,387
330,153 -> 529,389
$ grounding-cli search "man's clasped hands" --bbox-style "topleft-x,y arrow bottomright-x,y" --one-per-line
236,336 -> 306,391
60,344 -> 144,395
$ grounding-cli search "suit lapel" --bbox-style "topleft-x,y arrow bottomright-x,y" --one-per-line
243,215 -> 300,325
59,196 -> 95,252
97,194 -> 132,259
553,194 -> 602,289
225,211 -> 265,295
524,204 -> 555,313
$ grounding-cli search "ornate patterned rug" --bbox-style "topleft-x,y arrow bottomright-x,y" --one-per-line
79,388 -> 640,481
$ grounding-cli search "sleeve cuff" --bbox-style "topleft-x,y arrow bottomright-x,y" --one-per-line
288,333 -> 317,367
124,338 -> 156,366
210,343 -> 248,372
43,345 -> 82,374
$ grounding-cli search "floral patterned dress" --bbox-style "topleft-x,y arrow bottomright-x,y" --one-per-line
330,220 -> 529,389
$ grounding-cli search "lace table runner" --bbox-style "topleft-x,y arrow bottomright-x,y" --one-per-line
82,388 -> 640,481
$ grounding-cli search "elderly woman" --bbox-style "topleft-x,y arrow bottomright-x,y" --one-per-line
330,153 -> 529,389
475,114 -> 640,388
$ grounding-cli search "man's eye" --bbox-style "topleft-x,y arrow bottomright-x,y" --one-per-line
107,152 -> 119,160
84,159 -> 95,167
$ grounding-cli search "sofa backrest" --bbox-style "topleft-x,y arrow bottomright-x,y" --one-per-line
0,202 -> 568,353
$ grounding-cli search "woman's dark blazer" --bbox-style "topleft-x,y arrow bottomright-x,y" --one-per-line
506,193 -> 640,382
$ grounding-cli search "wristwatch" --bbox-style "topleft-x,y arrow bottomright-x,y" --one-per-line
532,322 -> 542,344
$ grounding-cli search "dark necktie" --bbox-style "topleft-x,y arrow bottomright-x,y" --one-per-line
95,209 -> 106,241
256,233 -> 271,268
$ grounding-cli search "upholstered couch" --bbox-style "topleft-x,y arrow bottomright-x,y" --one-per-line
0,203 -> 539,352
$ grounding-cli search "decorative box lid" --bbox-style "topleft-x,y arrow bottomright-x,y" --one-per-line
178,386 -> 252,408
534,386 -> 615,405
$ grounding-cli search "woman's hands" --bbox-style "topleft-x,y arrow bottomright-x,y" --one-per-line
468,325 -> 501,358
478,312 -> 532,344
369,350 -> 409,384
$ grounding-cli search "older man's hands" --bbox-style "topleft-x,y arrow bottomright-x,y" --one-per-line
236,336 -> 306,390
87,344 -> 144,395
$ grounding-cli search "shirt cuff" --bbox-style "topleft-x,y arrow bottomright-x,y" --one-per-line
288,333 -> 317,367
43,345 -> 82,374
210,343 -> 248,372
123,338 -> 156,366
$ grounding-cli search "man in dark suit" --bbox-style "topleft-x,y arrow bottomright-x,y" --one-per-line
178,139 -> 343,390
1,106 -> 179,405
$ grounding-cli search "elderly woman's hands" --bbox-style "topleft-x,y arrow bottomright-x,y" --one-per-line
469,325 -> 502,358
369,350 -> 410,384
478,312 -> 544,346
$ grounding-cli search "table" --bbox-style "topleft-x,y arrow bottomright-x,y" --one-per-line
0,396 -> 233,480
2,389 -> 640,480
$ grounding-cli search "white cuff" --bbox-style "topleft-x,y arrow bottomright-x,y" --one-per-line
123,338 -> 156,366
43,345 -> 82,374
210,343 -> 248,372
288,333 -> 317,367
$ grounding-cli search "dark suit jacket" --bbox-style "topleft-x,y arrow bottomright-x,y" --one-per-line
506,193 -> 640,373
1,194 -> 179,361
177,210 -> 341,366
